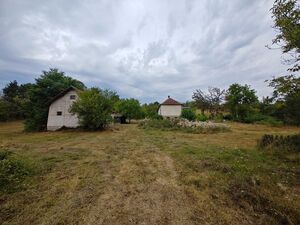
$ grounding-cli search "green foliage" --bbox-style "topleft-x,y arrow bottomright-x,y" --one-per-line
116,98 -> 143,123
268,75 -> 300,125
225,84 -> 258,122
0,98 -> 13,121
0,81 -> 33,121
181,108 -> 196,121
70,88 -> 113,130
0,150 -> 34,193
243,114 -> 283,126
285,90 -> 300,124
271,0 -> 300,72
142,102 -> 160,119
24,68 -> 85,131
196,113 -> 208,122
258,134 -> 300,152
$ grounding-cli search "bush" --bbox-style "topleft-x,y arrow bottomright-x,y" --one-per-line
223,114 -> 233,121
196,113 -> 208,122
258,134 -> 300,152
243,114 -> 282,126
138,118 -> 230,134
0,150 -> 34,192
70,88 -> 113,130
181,109 -> 196,121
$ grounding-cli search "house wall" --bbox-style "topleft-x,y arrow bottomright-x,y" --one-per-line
158,105 -> 182,117
47,90 -> 79,131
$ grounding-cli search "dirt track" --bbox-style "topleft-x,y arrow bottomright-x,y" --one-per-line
85,126 -> 196,225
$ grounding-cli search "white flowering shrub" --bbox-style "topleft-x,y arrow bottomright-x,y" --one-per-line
138,118 -> 230,133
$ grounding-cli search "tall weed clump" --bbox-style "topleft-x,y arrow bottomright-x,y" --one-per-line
0,150 -> 35,193
258,134 -> 300,152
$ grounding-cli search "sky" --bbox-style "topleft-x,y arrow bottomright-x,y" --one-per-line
0,0 -> 290,103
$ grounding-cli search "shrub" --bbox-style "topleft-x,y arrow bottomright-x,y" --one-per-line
223,114 -> 233,121
196,113 -> 208,122
181,109 -> 196,121
70,88 -> 113,130
0,150 -> 34,192
244,114 -> 282,126
258,134 -> 300,152
138,118 -> 230,134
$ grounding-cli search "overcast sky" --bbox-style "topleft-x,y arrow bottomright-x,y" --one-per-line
0,0 -> 289,103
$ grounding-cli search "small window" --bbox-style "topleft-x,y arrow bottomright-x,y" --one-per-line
70,95 -> 76,100
57,111 -> 62,116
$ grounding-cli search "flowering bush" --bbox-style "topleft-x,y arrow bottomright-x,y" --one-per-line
138,118 -> 230,133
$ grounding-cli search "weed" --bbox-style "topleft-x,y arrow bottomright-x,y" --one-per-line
139,118 -> 230,133
0,149 -> 35,193
258,134 -> 300,152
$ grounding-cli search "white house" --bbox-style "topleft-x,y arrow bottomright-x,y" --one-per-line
47,87 -> 79,131
158,96 -> 182,118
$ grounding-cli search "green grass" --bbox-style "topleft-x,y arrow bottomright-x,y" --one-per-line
143,125 -> 300,224
0,121 -> 299,225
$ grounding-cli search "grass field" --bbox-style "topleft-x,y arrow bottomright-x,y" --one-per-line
0,121 -> 299,225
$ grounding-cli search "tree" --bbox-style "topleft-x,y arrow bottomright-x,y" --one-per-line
207,87 -> 225,116
116,98 -> 143,123
70,88 -> 113,130
0,98 -> 13,121
25,68 -> 85,131
271,0 -> 300,72
3,80 -> 19,101
192,89 -> 211,114
181,108 -> 196,121
225,84 -> 258,121
268,75 -> 300,124
0,81 -> 33,120
268,75 -> 300,99
192,87 -> 225,116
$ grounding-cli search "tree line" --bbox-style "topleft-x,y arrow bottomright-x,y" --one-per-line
0,0 -> 299,129
184,75 -> 299,125
0,69 -> 299,130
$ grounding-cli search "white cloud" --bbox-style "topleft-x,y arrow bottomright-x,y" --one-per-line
0,0 -> 290,102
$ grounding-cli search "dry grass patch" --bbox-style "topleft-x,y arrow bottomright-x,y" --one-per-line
0,121 -> 299,225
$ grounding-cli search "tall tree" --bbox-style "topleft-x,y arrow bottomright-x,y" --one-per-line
207,87 -> 226,116
192,89 -> 210,114
268,75 -> 300,124
271,0 -> 300,72
192,87 -> 225,116
0,81 -> 33,120
225,84 -> 258,121
3,80 -> 19,101
25,68 -> 85,131
116,98 -> 143,123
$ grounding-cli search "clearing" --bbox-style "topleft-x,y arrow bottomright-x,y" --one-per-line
0,121 -> 299,225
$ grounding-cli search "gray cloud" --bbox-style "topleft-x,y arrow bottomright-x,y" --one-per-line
0,0 -> 289,102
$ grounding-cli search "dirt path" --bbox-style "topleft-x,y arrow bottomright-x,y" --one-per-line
85,125 -> 196,225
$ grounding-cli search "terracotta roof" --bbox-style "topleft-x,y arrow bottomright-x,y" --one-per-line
48,86 -> 79,104
161,96 -> 182,105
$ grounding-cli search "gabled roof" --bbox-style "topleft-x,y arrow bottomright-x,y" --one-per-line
160,96 -> 182,105
49,86 -> 79,104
